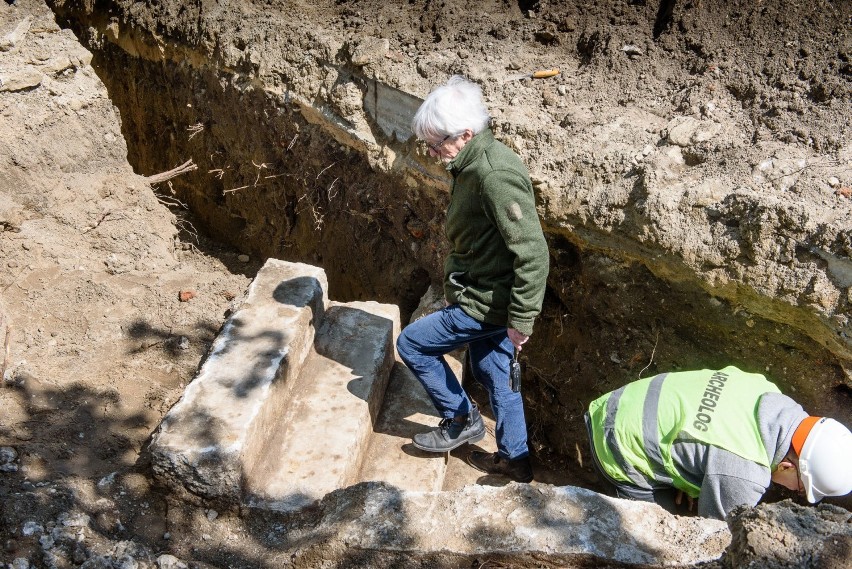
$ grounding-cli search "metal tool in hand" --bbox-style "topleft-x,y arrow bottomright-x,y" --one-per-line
510,348 -> 522,393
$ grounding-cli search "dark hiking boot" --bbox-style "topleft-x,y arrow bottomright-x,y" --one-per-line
467,451 -> 534,483
412,405 -> 485,452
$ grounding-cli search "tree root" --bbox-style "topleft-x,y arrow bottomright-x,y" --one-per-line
146,159 -> 198,184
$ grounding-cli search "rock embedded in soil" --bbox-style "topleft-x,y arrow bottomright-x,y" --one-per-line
724,500 -> 852,568
0,68 -> 42,91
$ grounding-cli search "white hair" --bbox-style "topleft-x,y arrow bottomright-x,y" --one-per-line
412,75 -> 491,141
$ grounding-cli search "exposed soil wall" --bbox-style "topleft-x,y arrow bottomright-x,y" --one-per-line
45,0 -> 852,472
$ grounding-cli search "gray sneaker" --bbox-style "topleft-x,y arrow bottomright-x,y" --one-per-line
412,405 -> 485,452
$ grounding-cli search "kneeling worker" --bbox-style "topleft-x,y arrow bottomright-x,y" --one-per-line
586,366 -> 852,519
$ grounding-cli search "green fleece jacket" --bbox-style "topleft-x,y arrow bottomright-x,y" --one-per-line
443,129 -> 549,336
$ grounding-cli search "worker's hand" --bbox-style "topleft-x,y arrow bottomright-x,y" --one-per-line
507,328 -> 529,351
675,490 -> 695,513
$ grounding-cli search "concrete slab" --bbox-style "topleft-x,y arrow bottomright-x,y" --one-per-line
441,420 -> 499,491
149,259 -> 327,502
357,363 -> 448,492
305,482 -> 731,567
363,79 -> 421,143
245,301 -> 398,510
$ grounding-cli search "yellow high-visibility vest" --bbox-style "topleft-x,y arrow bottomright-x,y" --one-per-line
588,366 -> 779,497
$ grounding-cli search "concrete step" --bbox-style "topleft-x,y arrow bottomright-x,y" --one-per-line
357,362 -> 448,492
443,365 -> 573,490
359,352 -> 484,493
300,482 -> 730,567
149,259 -> 328,502
244,300 -> 398,511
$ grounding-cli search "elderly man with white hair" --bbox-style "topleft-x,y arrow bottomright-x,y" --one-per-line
396,76 -> 549,482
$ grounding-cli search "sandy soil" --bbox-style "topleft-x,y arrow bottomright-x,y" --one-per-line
0,2 -> 255,566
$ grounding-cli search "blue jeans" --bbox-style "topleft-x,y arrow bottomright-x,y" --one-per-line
396,304 -> 529,459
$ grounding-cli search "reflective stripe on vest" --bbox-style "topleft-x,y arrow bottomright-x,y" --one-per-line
589,366 -> 779,497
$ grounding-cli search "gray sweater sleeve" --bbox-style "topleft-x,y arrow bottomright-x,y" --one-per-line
757,392 -> 808,468
697,447 -> 770,519
672,441 -> 770,519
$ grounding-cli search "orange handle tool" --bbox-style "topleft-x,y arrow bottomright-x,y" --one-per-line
531,69 -> 560,79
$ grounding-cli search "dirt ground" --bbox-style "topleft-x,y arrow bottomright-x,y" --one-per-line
1,0 -> 851,568
0,2 -> 255,566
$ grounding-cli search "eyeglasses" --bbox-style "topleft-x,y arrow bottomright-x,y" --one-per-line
424,134 -> 451,153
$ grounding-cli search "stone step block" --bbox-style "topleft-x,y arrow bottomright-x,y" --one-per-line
307,482 -> 730,566
149,259 -> 327,502
245,300 -> 398,510
357,362 -> 448,492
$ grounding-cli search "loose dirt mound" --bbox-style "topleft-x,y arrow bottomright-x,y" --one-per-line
725,500 -> 852,568
1,1 -> 251,566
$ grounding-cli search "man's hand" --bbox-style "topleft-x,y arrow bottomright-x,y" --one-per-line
507,328 -> 529,351
675,490 -> 695,513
